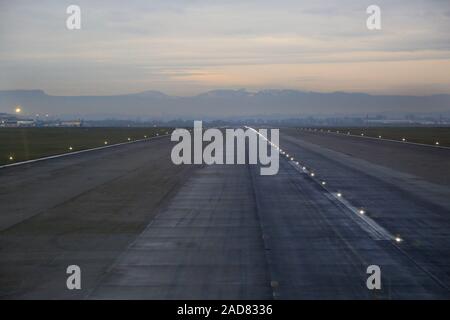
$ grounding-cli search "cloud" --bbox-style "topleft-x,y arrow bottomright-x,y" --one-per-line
0,0 -> 449,95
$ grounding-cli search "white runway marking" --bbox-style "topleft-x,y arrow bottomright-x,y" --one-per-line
0,134 -> 170,170
248,125 -> 398,242
301,128 -> 450,150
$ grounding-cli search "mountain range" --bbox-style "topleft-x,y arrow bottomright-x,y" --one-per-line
1,89 -> 449,120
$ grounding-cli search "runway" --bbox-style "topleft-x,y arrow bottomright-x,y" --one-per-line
0,136 -> 197,299
1,129 -> 450,299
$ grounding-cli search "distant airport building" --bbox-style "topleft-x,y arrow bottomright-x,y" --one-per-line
60,120 -> 82,127
0,113 -> 84,127
0,119 -> 18,127
0,113 -> 36,127
17,119 -> 36,126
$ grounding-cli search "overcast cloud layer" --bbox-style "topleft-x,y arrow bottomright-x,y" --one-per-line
1,0 -> 449,96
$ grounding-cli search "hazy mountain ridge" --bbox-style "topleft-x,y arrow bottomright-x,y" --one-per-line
1,89 -> 449,120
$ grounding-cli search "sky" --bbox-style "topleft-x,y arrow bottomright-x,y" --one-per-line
0,0 -> 450,96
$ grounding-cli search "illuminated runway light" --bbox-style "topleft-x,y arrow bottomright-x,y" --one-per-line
295,161 -> 299,165
395,237 -> 402,243
310,172 -> 315,177
290,157 -> 294,161
359,209 -> 365,215
435,141 -> 439,145
144,135 -> 147,138
9,156 -> 14,161
378,135 -> 382,138
127,138 -> 131,141
337,192 -> 342,197
104,141 -> 108,145
302,166 -> 306,170
69,147 -> 73,151
360,133 -> 364,136
321,181 -> 326,185
402,138 -> 406,142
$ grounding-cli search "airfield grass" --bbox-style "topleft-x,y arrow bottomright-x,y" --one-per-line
0,127 -> 172,165
312,127 -> 450,147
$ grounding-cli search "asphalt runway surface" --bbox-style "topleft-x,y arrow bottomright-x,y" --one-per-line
1,129 -> 450,299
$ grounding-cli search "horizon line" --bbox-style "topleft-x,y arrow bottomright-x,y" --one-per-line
1,88 -> 449,98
